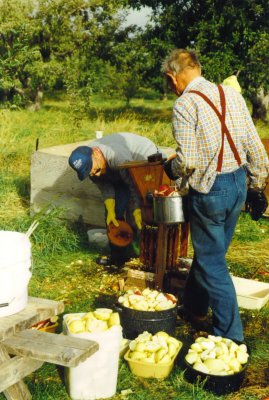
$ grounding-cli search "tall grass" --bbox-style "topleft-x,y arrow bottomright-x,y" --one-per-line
0,91 -> 268,400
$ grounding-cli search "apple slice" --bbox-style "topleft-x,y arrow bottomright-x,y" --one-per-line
93,308 -> 113,321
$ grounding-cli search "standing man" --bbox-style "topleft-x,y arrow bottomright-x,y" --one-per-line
69,132 -> 160,267
161,49 -> 269,342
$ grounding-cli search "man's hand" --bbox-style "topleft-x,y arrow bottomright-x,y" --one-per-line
133,208 -> 142,230
104,199 -> 119,227
245,188 -> 268,221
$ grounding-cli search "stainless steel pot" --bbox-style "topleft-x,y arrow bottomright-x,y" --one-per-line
153,194 -> 188,224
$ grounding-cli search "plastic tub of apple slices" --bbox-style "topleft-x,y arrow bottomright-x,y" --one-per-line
63,308 -> 122,400
184,335 -> 250,395
124,330 -> 182,379
116,288 -> 178,339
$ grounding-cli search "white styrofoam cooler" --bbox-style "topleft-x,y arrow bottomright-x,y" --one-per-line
232,275 -> 269,310
63,314 -> 122,400
0,231 -> 32,317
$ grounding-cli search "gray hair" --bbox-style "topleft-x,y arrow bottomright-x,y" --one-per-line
161,48 -> 201,75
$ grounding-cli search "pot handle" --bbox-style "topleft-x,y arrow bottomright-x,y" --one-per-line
113,304 -> 123,314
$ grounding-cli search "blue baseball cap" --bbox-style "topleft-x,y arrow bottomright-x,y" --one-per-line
69,146 -> 93,181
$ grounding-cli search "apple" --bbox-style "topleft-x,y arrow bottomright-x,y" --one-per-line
126,331 -> 182,366
129,351 -> 147,360
185,335 -> 249,376
65,314 -> 82,324
68,320 -> 85,334
185,352 -> 198,365
236,351 -> 249,364
155,331 -> 169,340
167,337 -> 180,348
165,293 -> 177,304
158,354 -> 171,364
87,319 -> 108,332
93,308 -> 113,321
118,288 -> 177,311
229,358 -> 241,372
135,342 -> 146,352
143,354 -> 155,364
82,311 -> 95,321
155,348 -> 168,363
204,358 -> 226,373
144,341 -> 161,352
193,362 -> 210,374
168,343 -> 178,358
108,312 -> 120,327
156,184 -> 174,197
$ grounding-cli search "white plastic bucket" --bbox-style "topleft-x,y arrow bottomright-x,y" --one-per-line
0,231 -> 32,317
87,229 -> 109,251
63,314 -> 122,400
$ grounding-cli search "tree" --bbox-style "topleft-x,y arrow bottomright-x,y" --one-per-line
128,0 -> 269,119
0,0 -> 128,109
105,27 -> 150,105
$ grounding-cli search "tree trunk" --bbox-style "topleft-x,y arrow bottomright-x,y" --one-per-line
27,85 -> 44,111
250,87 -> 269,122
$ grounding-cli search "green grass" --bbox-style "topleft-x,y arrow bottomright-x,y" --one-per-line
0,91 -> 268,400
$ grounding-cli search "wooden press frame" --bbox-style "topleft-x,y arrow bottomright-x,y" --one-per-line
120,160 -> 189,290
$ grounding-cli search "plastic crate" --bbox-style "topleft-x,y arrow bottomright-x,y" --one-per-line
232,276 -> 269,310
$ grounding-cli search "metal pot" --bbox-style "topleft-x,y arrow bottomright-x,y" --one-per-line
153,194 -> 188,224
184,341 -> 250,395
114,303 -> 177,340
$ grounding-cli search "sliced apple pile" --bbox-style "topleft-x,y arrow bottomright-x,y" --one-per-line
127,331 -> 182,365
118,288 -> 177,311
65,308 -> 120,334
185,335 -> 249,375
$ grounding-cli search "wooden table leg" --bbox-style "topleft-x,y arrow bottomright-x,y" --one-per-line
0,345 -> 42,400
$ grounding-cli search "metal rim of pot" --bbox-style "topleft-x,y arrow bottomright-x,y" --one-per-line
153,194 -> 188,224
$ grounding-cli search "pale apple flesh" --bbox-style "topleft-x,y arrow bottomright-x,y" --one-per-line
185,335 -> 249,376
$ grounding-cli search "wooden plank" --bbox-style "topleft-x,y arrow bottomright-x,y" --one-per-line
0,345 -> 35,399
0,297 -> 64,340
27,296 -> 65,317
0,355 -> 43,394
2,329 -> 99,367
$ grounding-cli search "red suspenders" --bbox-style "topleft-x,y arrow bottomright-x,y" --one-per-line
189,85 -> 242,172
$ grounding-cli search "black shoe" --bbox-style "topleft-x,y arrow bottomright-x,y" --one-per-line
177,305 -> 211,332
96,255 -> 125,268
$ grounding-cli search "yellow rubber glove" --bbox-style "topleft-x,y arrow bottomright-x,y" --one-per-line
104,199 -> 119,227
133,208 -> 142,230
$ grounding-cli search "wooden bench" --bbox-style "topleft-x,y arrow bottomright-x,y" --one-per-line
2,329 -> 98,368
0,297 -> 98,400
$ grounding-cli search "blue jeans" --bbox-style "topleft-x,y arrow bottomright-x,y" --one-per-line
184,167 -> 247,341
